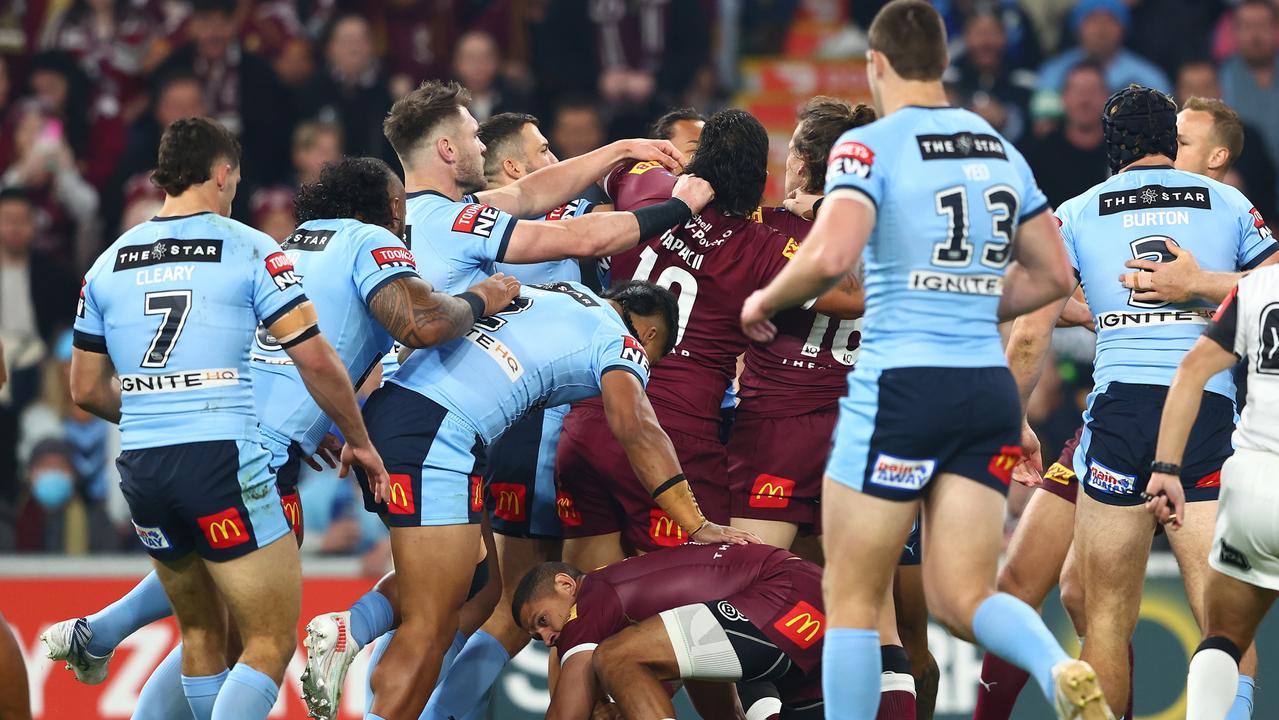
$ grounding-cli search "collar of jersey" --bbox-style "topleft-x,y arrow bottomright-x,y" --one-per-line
150,211 -> 215,222
406,189 -> 454,200
1124,165 -> 1174,171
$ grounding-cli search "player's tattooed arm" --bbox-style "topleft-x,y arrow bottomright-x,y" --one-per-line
69,348 -> 121,424
369,274 -> 519,348
810,265 -> 866,319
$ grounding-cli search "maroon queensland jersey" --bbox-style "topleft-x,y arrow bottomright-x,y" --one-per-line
604,161 -> 795,437
738,207 -> 861,418
554,543 -> 824,672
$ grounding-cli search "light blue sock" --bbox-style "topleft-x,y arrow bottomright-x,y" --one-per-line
85,572 -> 172,656
349,590 -> 395,648
180,667 -> 227,720
365,630 -> 395,715
822,628 -> 880,720
1228,675 -> 1256,719
210,663 -> 278,720
137,644 -> 194,720
423,630 -> 511,719
437,630 -> 468,682
972,593 -> 1070,702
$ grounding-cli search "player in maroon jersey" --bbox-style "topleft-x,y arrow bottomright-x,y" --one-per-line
513,542 -> 825,720
554,109 -> 861,570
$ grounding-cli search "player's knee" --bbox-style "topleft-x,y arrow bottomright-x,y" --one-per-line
822,572 -> 878,627
926,588 -> 985,639
1059,574 -> 1086,634
995,561 -> 1043,604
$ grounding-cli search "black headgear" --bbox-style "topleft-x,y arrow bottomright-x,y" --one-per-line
1102,85 -> 1179,174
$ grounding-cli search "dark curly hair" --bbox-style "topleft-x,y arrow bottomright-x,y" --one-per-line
294,157 -> 398,227
384,80 -> 471,160
150,117 -> 241,197
683,109 -> 769,217
795,97 -> 877,194
602,280 -> 681,356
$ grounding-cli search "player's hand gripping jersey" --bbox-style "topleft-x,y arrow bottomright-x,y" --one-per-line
74,211 -> 308,448
605,160 -> 797,437
252,218 -> 418,460
824,107 -> 1049,371
389,282 -> 651,443
1057,166 -> 1277,398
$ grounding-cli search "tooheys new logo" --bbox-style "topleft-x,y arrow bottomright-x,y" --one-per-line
452,203 -> 502,237
620,335 -> 649,372
265,252 -> 301,291
827,141 -> 874,181
371,246 -> 416,269
1251,207 -> 1274,240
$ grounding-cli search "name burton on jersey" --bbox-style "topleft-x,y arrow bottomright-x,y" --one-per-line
1122,210 -> 1191,228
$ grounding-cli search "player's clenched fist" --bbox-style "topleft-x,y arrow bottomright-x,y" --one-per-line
671,174 -> 715,215
470,272 -> 521,316
740,289 -> 779,343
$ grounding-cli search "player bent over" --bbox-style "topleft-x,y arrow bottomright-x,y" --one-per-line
307,281 -> 757,719
1146,268 -> 1279,719
65,118 -> 386,720
741,2 -> 1109,718
514,542 -> 825,720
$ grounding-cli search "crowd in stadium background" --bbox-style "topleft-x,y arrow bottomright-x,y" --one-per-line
1,0 -> 1275,562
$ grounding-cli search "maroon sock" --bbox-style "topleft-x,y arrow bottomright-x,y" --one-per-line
1123,641 -> 1134,720
973,652 -> 1032,720
875,688 -> 917,720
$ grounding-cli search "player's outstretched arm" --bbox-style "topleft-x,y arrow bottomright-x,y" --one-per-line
477,139 -> 686,218
69,348 -> 121,424
810,271 -> 865,320
276,310 -> 388,497
599,370 -> 759,546
1120,240 -> 1279,304
546,651 -> 599,720
997,210 -> 1075,322
1146,334 -> 1238,528
369,273 -> 520,348
741,190 -> 874,342
500,175 -> 713,264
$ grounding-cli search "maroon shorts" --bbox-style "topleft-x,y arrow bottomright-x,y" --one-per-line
1039,426 -> 1082,504
727,408 -> 836,536
556,403 -> 731,552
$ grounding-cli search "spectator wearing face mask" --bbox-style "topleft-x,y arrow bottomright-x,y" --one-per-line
9,439 -> 80,553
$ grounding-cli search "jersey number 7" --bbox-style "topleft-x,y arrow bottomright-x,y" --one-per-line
141,290 -> 192,368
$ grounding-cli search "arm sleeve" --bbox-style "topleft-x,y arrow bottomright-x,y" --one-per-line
596,329 -> 651,387
1203,283 -> 1243,358
1236,203 -> 1278,271
250,234 -> 310,327
1010,145 -> 1050,222
72,274 -> 108,353
354,226 -> 421,305
1055,204 -> 1081,276
823,130 -> 885,210
448,202 -> 519,265
606,160 -> 679,212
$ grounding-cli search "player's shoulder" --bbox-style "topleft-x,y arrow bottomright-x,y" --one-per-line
1193,171 -> 1257,214
1057,176 -> 1115,222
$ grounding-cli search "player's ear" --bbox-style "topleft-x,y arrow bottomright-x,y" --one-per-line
504,156 -> 522,180
555,572 -> 577,595
213,162 -> 230,190
1210,146 -> 1230,172
436,135 -> 454,164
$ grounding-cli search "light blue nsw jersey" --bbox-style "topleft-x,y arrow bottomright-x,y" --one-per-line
252,218 -> 418,455
390,282 -> 650,443
494,196 -> 595,285
73,212 -> 308,450
824,106 -> 1048,370
1057,166 -> 1276,398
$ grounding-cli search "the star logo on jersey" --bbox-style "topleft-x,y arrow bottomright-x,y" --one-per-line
151,241 -> 167,259
954,133 -> 974,155
1141,188 -> 1158,205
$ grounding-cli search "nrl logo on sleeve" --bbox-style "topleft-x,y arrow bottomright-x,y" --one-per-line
827,141 -> 875,181
868,454 -> 936,491
265,252 -> 301,291
621,335 -> 650,372
915,132 -> 1008,161
282,229 -> 335,251
371,247 -> 416,269
452,203 -> 502,237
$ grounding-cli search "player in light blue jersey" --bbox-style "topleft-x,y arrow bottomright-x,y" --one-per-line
741,3 -> 1109,719
43,156 -> 523,720
63,118 -> 386,720
374,80 -> 713,382
320,280 -> 756,719
1005,86 -> 1278,717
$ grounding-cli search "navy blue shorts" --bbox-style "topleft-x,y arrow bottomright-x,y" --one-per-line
117,439 -> 290,562
485,405 -> 567,539
827,367 -> 1023,500
1080,383 -> 1234,507
356,383 -> 486,527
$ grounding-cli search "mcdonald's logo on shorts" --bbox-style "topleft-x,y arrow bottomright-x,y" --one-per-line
774,601 -> 825,650
557,491 -> 582,527
280,492 -> 302,537
470,475 -> 484,513
987,445 -> 1022,485
648,509 -> 686,548
749,474 -> 795,509
388,474 -> 416,515
491,483 -> 527,522
197,507 -> 250,550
